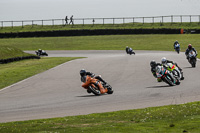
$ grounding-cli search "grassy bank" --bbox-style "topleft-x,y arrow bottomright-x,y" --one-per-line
0,57 -> 82,89
0,46 -> 34,59
0,34 -> 199,58
0,101 -> 200,132
0,22 -> 200,33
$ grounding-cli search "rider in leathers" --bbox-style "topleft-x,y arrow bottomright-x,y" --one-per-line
173,40 -> 179,48
161,57 -> 184,80
80,69 -> 108,94
185,44 -> 198,60
150,60 -> 162,82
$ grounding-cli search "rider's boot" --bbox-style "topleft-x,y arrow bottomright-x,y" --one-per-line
100,88 -> 108,94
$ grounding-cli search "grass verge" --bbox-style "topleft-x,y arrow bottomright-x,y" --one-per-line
0,34 -> 199,58
0,22 -> 200,33
0,101 -> 200,132
0,57 -> 83,89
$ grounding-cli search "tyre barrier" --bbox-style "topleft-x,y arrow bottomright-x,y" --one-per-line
0,56 -> 40,64
0,28 -> 185,38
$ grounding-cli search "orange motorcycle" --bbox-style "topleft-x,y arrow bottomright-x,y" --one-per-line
81,75 -> 113,95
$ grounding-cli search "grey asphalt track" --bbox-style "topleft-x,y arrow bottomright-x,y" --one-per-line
0,50 -> 200,123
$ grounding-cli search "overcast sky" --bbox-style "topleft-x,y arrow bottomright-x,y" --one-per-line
0,0 -> 200,21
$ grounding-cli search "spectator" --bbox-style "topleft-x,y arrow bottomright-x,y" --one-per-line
65,16 -> 68,25
69,15 -> 74,25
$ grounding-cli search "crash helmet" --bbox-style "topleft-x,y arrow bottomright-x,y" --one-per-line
80,69 -> 86,76
188,44 -> 192,49
175,40 -> 178,44
150,60 -> 156,67
161,57 -> 167,64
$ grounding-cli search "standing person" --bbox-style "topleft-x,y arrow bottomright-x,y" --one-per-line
65,16 -> 68,25
69,15 -> 74,25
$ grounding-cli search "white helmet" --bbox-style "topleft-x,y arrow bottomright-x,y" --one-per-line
161,57 -> 167,64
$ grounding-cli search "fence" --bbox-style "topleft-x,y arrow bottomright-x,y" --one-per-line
1,15 -> 200,28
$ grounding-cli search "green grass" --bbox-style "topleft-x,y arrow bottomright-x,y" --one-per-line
1,102 -> 200,132
0,34 -> 199,58
0,22 -> 200,33
0,57 -> 83,89
0,46 -> 34,59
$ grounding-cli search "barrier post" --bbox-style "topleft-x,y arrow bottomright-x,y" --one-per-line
171,15 -> 173,25
143,17 -> 144,24
32,20 -> 34,27
1,21 -> 3,29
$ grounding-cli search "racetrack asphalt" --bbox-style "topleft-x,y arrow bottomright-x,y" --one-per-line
0,50 -> 200,123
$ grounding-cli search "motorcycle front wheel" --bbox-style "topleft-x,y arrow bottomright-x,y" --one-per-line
106,84 -> 113,94
89,85 -> 101,96
164,73 -> 175,86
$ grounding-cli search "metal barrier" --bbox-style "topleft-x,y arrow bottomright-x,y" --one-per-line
1,15 -> 200,28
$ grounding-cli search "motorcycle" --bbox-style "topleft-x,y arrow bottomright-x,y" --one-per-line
163,63 -> 184,80
188,50 -> 197,67
128,48 -> 135,55
155,65 -> 180,86
174,43 -> 180,54
35,50 -> 48,56
81,75 -> 113,95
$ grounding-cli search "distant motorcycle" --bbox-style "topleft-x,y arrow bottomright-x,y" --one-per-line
35,50 -> 48,56
188,50 -> 197,67
128,48 -> 135,55
156,65 -> 180,86
81,75 -> 113,95
174,43 -> 180,54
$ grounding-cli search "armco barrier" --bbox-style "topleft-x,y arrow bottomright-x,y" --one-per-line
0,56 -> 40,64
0,29 -> 183,38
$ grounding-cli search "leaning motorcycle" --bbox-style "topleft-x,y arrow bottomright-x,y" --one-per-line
129,49 -> 135,55
35,50 -> 48,56
156,65 -> 180,86
81,75 -> 113,95
163,63 -> 184,80
188,50 -> 197,67
174,43 -> 180,54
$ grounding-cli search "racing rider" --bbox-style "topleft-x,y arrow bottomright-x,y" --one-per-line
150,60 -> 162,82
161,57 -> 184,80
173,40 -> 179,49
80,69 -> 108,94
185,44 -> 198,60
